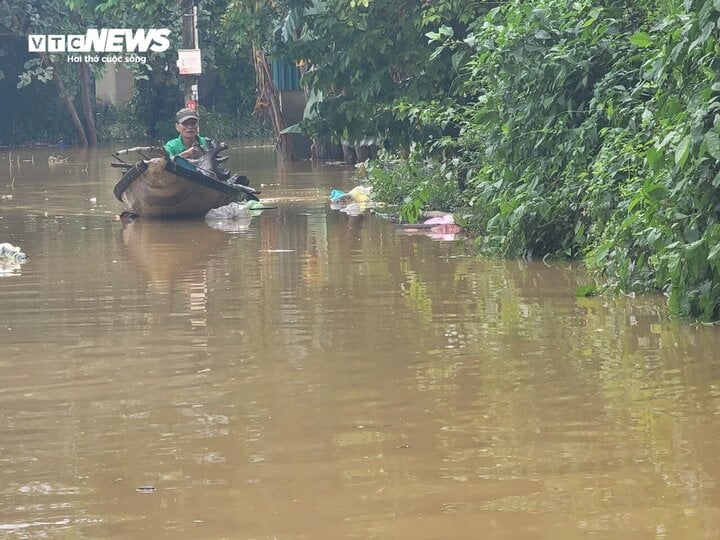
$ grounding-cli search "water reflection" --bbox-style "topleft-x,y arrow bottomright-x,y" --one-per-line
204,216 -> 252,234
1,144 -> 720,539
119,219 -> 234,286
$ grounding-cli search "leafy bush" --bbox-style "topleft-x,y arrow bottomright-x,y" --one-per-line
199,107 -> 273,141
366,0 -> 720,320
95,104 -> 146,142
365,153 -> 463,222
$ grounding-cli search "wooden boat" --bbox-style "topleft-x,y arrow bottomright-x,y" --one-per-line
112,145 -> 259,218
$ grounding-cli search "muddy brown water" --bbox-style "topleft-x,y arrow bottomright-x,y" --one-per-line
1,144 -> 719,539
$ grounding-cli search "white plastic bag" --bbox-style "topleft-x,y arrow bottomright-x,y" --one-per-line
0,243 -> 26,261
205,202 -> 251,221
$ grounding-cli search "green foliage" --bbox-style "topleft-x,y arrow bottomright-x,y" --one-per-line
95,103 -> 146,141
453,1 -> 623,257
127,73 -> 183,140
211,45 -> 258,118
198,106 -> 272,140
16,58 -> 54,88
577,0 -> 720,320
3,0 -> 720,320
0,37 -> 74,144
576,283 -> 599,297
0,0 -> 103,143
433,0 -> 720,320
361,0 -> 720,320
277,0 -> 487,147
0,0 -> 272,143
365,153 -> 463,222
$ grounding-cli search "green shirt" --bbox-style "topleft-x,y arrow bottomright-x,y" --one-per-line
164,135 -> 209,157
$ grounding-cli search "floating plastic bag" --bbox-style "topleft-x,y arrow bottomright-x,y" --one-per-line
422,214 -> 455,225
0,242 -> 26,261
395,213 -> 463,241
205,202 -> 251,221
245,199 -> 267,216
424,214 -> 461,238
341,203 -> 365,216
206,218 -> 251,233
330,186 -> 373,204
430,224 -> 462,234
205,203 -> 253,233
0,242 -> 27,277
348,186 -> 372,203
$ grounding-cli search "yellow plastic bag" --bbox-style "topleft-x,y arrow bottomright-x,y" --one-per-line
348,186 -> 372,203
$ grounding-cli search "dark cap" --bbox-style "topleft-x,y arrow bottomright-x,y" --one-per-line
176,108 -> 199,124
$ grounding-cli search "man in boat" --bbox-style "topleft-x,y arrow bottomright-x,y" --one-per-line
164,108 -> 209,159
163,107 -> 251,188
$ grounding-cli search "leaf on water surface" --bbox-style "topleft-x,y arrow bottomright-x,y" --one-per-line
576,284 -> 598,297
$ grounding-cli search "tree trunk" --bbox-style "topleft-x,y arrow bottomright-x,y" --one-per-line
79,60 -> 97,145
252,46 -> 294,161
341,142 -> 356,165
41,53 -> 88,146
355,144 -> 371,162
311,138 -> 344,161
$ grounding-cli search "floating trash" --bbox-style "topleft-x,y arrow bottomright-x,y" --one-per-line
340,202 -> 366,216
205,202 -> 252,221
0,243 -> 26,261
47,155 -> 69,165
393,213 -> 464,241
0,243 -> 27,276
329,185 -> 372,204
205,202 -> 253,233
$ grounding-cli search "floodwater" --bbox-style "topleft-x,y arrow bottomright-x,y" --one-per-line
1,144 -> 719,540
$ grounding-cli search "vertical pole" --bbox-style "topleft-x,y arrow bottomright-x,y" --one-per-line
181,0 -> 199,110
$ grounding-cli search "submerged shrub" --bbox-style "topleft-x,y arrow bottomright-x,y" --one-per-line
369,0 -> 720,320
365,154 -> 463,222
